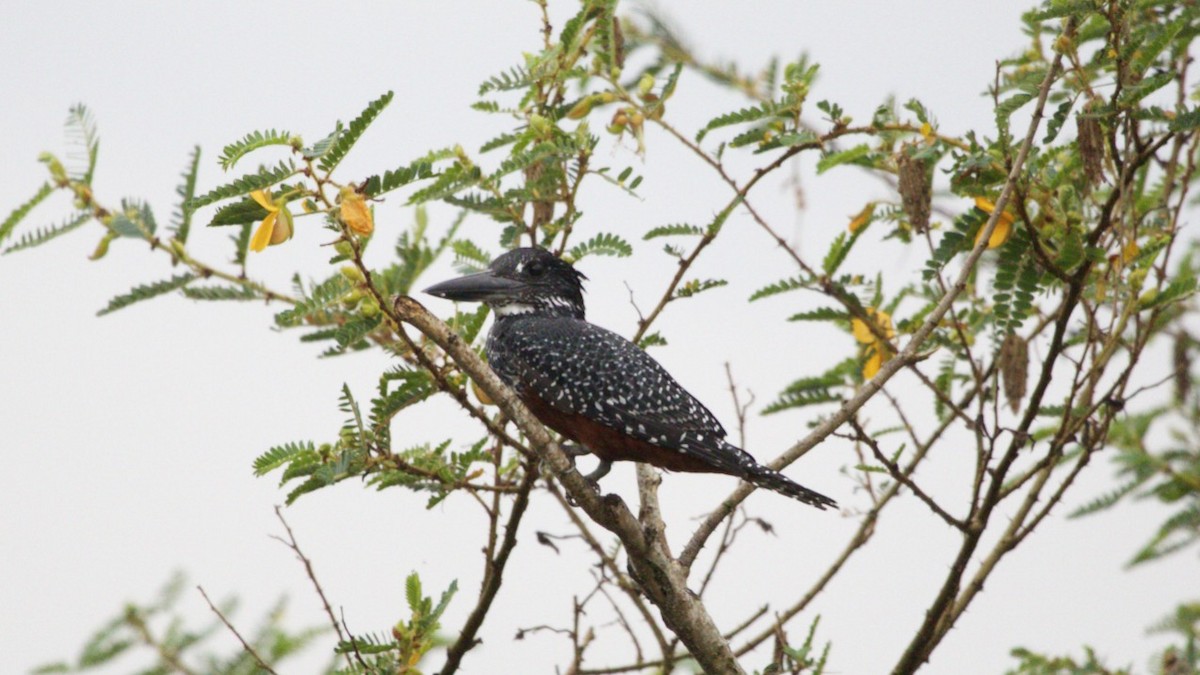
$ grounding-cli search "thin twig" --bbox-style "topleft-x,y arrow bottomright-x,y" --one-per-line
197,586 -> 279,675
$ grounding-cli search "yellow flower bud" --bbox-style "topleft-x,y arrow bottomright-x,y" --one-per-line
360,297 -> 380,318
269,207 -> 294,245
339,188 -> 374,236
637,73 -> 655,97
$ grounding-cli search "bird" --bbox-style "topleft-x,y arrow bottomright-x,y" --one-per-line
423,247 -> 836,509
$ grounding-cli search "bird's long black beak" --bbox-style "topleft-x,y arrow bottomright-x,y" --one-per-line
423,270 -> 523,303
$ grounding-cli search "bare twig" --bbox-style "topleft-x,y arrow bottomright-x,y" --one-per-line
197,586 -> 279,675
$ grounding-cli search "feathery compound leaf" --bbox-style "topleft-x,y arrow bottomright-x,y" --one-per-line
568,232 -> 632,260
674,278 -> 727,298
644,223 -> 704,240
923,208 -> 983,280
407,163 -> 483,204
451,239 -> 492,273
816,144 -> 873,174
788,307 -> 849,322
65,103 -> 100,184
276,275 -> 352,327
363,160 -> 436,197
0,182 -> 53,245
478,64 -> 532,95
696,102 -> 777,142
750,275 -> 806,301
208,195 -> 269,227
97,273 -> 195,316
405,572 -> 423,613
218,129 -> 295,170
319,90 -> 394,172
1068,479 -> 1142,518
3,212 -> 88,254
171,146 -> 201,243
1139,277 -> 1198,311
302,123 -> 342,161
181,284 -> 259,301
822,224 -> 865,275
253,441 -> 316,476
185,161 -> 294,212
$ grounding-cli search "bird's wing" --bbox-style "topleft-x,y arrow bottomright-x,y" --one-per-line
508,318 -> 732,446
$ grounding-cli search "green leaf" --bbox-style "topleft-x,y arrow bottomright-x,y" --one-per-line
65,103 -> 100,184
1068,479 -> 1141,518
451,239 -> 491,273
430,579 -> 459,623
185,161 -> 295,212
822,223 -> 865,275
750,276 -> 806,301
674,278 -> 727,298
171,146 -> 201,243
568,232 -> 632,259
333,315 -> 382,349
302,123 -> 342,161
275,275 -> 352,327
1139,277 -> 1197,311
639,332 -> 668,349
1117,71 -> 1174,106
254,441 -> 316,476
787,307 -> 849,322
231,222 -> 251,267
0,182 -> 53,245
478,65 -> 532,95
3,212 -> 88,254
995,92 -> 1034,127
97,273 -> 195,316
407,163 -> 481,203
1131,14 -> 1187,75
644,223 -> 704,240
1169,105 -> 1200,132
363,159 -> 436,197
696,102 -> 777,142
1043,99 -> 1074,144
319,90 -> 395,172
208,195 -> 269,227
405,572 -> 423,613
816,144 -> 872,174
181,284 -> 260,301
219,129 -> 295,170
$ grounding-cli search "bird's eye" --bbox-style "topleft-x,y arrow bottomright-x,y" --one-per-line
527,260 -> 545,277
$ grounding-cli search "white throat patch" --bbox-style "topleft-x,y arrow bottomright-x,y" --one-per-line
493,302 -> 536,316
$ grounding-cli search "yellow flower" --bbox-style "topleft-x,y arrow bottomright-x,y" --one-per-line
848,202 -> 876,233
339,187 -> 374,236
973,197 -> 1015,249
851,308 -> 895,380
249,189 -> 294,252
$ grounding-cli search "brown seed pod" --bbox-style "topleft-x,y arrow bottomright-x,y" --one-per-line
897,150 -> 931,234
1174,331 -> 1191,402
999,332 -> 1029,414
1076,103 -> 1105,189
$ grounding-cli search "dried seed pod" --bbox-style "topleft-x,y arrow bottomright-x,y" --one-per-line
999,332 -> 1029,413
897,150 -> 931,234
1173,331 -> 1191,402
1076,104 -> 1105,189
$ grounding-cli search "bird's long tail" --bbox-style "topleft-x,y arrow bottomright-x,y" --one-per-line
721,441 -> 836,509
743,462 -> 837,509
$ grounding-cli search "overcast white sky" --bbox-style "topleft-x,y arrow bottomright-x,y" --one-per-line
2,2 -> 1194,673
